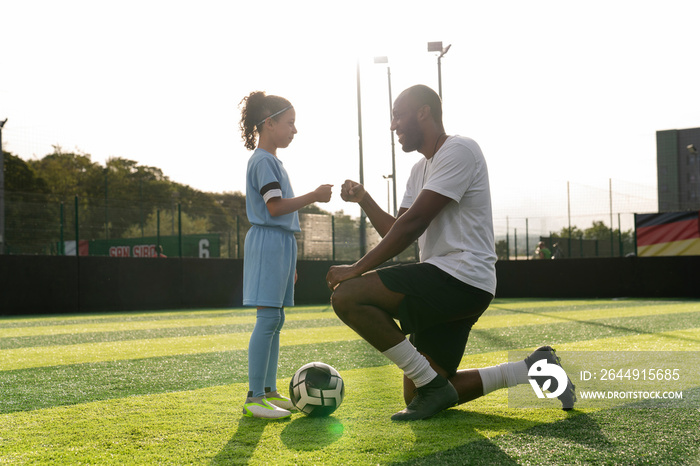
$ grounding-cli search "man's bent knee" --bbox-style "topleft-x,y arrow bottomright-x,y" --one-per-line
330,279 -> 358,323
330,272 -> 404,322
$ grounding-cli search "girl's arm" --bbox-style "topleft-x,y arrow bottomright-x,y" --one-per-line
266,184 -> 333,217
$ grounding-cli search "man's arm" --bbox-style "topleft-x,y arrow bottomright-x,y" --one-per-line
340,180 -> 405,237
357,192 -> 408,237
327,189 -> 452,288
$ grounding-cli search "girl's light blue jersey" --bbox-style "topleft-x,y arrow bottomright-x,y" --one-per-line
245,149 -> 300,232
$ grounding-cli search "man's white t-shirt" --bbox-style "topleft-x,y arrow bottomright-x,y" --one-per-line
400,135 -> 497,295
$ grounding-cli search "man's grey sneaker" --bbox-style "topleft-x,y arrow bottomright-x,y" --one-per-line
525,345 -> 576,410
391,375 -> 458,421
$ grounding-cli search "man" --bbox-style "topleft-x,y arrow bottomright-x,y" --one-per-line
552,242 -> 565,259
326,85 -> 575,421
535,241 -> 552,260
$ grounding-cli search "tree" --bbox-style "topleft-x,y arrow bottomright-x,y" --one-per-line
583,221 -> 612,240
173,183 -> 235,235
4,148 -> 366,257
28,147 -> 102,202
28,151 -> 239,241
4,151 -> 49,193
550,221 -> 635,257
122,208 -> 211,237
551,226 -> 584,239
3,151 -> 56,253
100,157 -> 180,239
212,192 -> 246,219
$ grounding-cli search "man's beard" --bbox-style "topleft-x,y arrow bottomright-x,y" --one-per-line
399,121 -> 423,153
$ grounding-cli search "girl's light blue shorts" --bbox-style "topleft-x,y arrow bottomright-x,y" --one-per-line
243,225 -> 297,308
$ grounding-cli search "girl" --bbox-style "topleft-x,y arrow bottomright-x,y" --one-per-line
238,91 -> 332,419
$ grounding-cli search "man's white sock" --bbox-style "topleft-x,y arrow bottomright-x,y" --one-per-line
382,339 -> 437,388
478,361 -> 529,395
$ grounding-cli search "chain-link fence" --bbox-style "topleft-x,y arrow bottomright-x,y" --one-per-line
3,177 -> 657,260
493,180 -> 657,260
2,191 -> 421,261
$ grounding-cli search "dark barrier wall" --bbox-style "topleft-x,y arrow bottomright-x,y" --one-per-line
495,256 -> 699,298
77,257 -> 244,312
1,256 -> 698,315
0,255 -> 80,314
0,256 -> 244,315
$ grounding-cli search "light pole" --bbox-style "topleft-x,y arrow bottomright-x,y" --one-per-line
383,174 -> 393,212
356,61 -> 366,256
0,118 -> 7,255
427,42 -> 452,99
374,56 -> 398,216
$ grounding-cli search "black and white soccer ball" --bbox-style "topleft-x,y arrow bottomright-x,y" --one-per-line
289,362 -> 345,416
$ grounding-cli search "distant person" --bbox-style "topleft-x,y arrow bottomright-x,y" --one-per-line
326,85 -> 575,421
551,242 -> 564,259
238,91 -> 332,419
534,241 -> 552,260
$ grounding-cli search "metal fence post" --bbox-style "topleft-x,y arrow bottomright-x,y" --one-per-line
178,203 -> 182,258
506,232 -> 510,260
331,215 -> 336,261
157,209 -> 161,252
236,215 -> 240,259
525,218 -> 530,260
74,196 -> 79,256
104,169 -> 109,240
60,202 -> 64,255
618,213 -> 623,257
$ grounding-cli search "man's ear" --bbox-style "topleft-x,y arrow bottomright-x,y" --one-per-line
416,104 -> 431,123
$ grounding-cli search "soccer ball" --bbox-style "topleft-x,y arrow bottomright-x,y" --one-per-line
289,362 -> 345,416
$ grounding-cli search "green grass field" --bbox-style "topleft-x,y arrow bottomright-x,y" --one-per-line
1,298 -> 699,465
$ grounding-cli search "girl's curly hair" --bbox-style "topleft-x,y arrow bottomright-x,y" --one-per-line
238,91 -> 292,151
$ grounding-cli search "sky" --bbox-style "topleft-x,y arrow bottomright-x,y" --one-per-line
2,0 -> 699,236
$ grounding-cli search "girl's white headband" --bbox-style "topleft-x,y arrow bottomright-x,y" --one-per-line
256,105 -> 293,127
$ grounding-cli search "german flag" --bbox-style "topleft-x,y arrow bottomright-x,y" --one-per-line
635,211 -> 700,257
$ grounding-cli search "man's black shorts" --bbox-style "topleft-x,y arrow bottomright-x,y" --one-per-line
375,262 -> 493,376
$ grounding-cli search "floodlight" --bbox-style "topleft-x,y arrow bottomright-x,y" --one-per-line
427,41 -> 443,52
